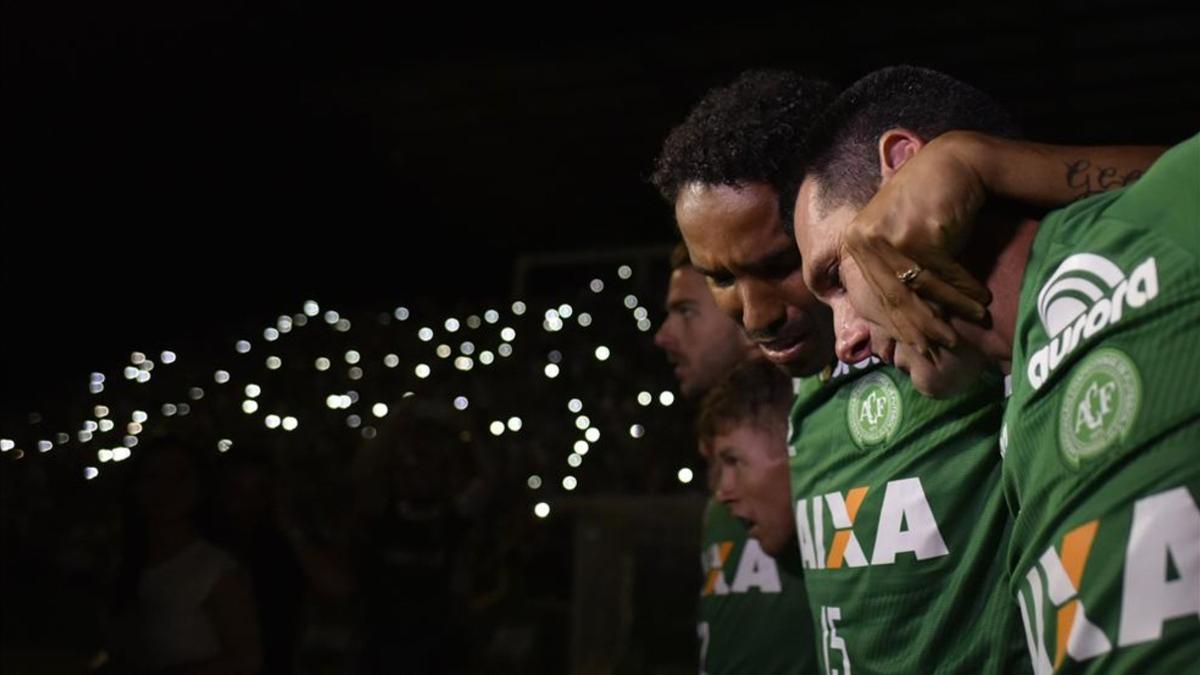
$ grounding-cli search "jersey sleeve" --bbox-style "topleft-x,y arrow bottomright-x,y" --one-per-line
1101,133 -> 1200,253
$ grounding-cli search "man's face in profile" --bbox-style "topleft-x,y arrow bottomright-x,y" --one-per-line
709,420 -> 793,556
675,181 -> 835,377
655,265 -> 750,398
794,175 -> 990,397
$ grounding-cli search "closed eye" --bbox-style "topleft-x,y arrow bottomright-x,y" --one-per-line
707,272 -> 735,289
826,262 -> 842,291
668,302 -> 698,319
809,258 -> 842,297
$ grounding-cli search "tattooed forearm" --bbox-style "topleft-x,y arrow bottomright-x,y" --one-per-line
1065,159 -> 1146,200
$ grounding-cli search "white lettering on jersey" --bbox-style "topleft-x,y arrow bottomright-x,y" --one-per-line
796,498 -> 818,570
730,538 -> 782,593
1016,486 -> 1200,671
870,478 -> 950,565
795,478 -> 947,570
831,357 -> 880,380
1028,255 -> 1158,390
1118,487 -> 1200,646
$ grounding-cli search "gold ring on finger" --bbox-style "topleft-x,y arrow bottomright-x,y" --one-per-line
897,265 -> 923,286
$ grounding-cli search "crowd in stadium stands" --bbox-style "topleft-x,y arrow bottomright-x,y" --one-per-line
1,272 -> 705,674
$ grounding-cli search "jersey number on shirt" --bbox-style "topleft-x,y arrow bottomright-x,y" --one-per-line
820,605 -> 851,675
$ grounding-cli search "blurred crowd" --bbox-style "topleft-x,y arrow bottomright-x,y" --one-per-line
1,267 -> 706,674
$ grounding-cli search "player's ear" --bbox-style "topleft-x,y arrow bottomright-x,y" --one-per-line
878,128 -> 926,184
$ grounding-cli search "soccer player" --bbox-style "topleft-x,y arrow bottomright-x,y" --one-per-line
694,359 -> 818,674
654,242 -> 810,674
654,68 -> 1024,674
656,242 -> 757,399
793,65 -> 1196,672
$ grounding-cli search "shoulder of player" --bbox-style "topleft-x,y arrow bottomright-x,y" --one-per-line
1034,135 -> 1200,262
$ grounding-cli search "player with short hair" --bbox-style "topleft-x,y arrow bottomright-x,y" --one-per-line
656,67 -> 1026,674
793,66 -> 1194,673
654,238 -> 812,674
695,359 -> 815,674
656,242 -> 758,399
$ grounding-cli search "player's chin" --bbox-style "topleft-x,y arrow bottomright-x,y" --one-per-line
895,349 -> 972,399
757,529 -> 792,558
678,375 -> 706,399
909,367 -> 972,399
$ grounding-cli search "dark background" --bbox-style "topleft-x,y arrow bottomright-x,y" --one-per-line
5,1 -> 1199,412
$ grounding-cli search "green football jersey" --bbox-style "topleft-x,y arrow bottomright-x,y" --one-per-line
699,498 -> 817,675
789,361 -> 1026,674
1005,134 -> 1200,674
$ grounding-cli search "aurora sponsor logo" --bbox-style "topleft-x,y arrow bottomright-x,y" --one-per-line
1027,254 -> 1158,390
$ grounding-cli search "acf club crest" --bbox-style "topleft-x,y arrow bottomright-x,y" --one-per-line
1058,347 -> 1142,468
846,371 -> 902,449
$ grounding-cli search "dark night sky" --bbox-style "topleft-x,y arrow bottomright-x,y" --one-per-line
4,1 -> 1199,410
